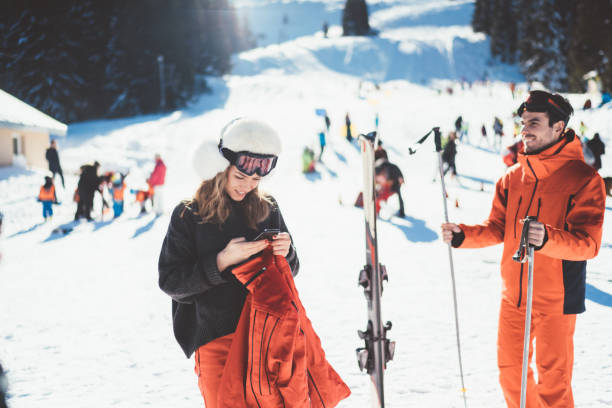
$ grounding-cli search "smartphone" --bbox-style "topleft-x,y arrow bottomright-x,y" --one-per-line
253,228 -> 280,241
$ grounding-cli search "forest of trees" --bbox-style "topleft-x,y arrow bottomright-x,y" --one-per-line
472,0 -> 612,93
0,1 -> 253,123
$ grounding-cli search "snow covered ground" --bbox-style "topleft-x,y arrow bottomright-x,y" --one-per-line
1,0 -> 611,407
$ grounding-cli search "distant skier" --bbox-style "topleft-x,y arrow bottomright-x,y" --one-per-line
460,120 -> 469,143
480,124 -> 489,147
131,186 -> 153,215
579,120 -> 587,137
345,112 -> 353,142
454,115 -> 462,134
442,131 -> 458,177
493,116 -> 504,150
159,118 -> 349,407
38,176 -> 58,221
318,129 -> 327,161
45,139 -> 65,188
0,361 -> 7,408
108,173 -> 127,218
502,138 -> 524,168
442,90 -> 605,408
374,139 -> 388,162
322,20 -> 329,38
302,146 -> 316,173
582,99 -> 591,110
375,160 -> 405,218
355,159 -> 404,218
75,161 -> 102,221
586,132 -> 605,171
147,154 -> 166,215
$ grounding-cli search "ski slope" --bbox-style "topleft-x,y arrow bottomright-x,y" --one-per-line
1,0 -> 611,407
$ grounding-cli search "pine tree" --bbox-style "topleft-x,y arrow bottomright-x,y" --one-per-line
517,0 -> 571,91
489,0 -> 517,62
472,0 -> 492,34
342,0 -> 370,36
567,0 -> 612,92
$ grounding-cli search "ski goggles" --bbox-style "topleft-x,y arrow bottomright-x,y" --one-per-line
517,91 -> 570,123
219,147 -> 278,177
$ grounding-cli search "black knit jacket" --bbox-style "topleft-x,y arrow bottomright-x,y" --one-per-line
158,197 -> 299,358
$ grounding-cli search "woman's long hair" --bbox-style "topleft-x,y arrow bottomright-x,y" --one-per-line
186,167 -> 271,229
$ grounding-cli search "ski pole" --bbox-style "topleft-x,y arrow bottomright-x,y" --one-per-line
513,216 -> 537,408
434,127 -> 468,408
408,128 -> 435,155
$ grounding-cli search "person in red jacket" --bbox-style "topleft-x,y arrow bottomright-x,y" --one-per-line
502,139 -> 524,167
148,154 -> 166,215
441,91 -> 605,408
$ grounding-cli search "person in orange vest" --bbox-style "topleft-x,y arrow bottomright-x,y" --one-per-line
130,186 -> 153,214
108,173 -> 127,218
38,176 -> 58,221
441,91 -> 605,408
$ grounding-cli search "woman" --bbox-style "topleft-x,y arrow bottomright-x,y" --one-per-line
158,118 -> 300,406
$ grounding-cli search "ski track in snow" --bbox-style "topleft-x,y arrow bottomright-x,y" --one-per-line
1,0 -> 612,407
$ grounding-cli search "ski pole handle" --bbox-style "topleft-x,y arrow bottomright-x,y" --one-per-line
513,216 -> 538,263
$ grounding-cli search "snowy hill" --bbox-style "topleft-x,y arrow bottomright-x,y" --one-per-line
1,0 -> 611,407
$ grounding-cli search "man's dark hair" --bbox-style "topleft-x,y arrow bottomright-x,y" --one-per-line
518,90 -> 574,127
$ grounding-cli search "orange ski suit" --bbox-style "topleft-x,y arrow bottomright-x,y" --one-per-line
38,185 -> 56,201
455,130 -> 605,407
197,249 -> 350,408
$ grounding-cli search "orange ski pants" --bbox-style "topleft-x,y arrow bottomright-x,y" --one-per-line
194,333 -> 234,408
498,299 -> 576,408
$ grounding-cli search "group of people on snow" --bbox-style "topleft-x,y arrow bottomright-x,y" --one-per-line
39,139 -> 166,222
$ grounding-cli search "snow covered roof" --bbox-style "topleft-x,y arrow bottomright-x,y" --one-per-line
0,89 -> 67,136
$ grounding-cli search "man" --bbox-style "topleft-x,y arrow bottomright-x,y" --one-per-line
442,131 -> 458,177
586,132 -> 605,171
375,159 -> 404,218
75,161 -> 101,221
147,154 -> 166,215
374,139 -> 388,162
45,139 -> 65,188
441,90 -> 605,408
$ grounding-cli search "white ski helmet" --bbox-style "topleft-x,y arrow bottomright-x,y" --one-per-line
193,118 -> 282,180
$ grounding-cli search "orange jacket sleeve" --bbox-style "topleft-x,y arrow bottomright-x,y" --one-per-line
539,175 -> 605,260
459,177 -> 507,248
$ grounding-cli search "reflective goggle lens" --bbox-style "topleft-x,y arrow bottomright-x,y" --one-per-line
235,154 -> 277,176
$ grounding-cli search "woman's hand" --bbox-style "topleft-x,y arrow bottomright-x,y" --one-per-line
216,237 -> 269,271
270,232 -> 292,257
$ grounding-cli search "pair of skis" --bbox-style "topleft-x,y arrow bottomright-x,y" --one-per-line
355,131 -> 395,407
355,129 -> 466,408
